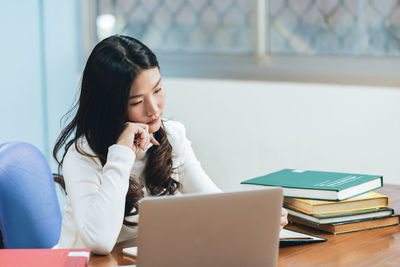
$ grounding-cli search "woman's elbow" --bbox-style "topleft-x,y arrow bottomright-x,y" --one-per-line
88,240 -> 115,255
79,227 -> 117,255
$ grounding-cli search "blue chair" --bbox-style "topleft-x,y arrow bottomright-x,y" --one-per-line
0,142 -> 62,248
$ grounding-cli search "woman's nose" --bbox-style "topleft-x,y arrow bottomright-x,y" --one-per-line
146,97 -> 158,116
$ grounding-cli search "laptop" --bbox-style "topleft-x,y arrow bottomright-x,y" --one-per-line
136,188 -> 283,267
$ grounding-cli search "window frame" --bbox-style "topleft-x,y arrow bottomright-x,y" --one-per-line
82,0 -> 400,88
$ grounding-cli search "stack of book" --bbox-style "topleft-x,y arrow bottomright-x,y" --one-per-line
241,169 -> 400,234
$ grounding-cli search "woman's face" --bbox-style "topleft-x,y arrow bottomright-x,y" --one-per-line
127,67 -> 165,133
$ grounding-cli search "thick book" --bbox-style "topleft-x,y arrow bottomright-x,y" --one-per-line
286,207 -> 394,224
0,248 -> 91,267
241,169 -> 383,200
289,214 -> 400,234
284,191 -> 389,214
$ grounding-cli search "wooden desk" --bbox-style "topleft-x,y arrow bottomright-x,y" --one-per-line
89,185 -> 400,267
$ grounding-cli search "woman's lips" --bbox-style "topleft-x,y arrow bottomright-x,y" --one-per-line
148,116 -> 159,125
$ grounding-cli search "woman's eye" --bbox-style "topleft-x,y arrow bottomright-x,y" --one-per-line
130,101 -> 142,106
154,88 -> 162,94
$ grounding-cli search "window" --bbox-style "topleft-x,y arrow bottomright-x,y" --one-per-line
95,0 -> 254,54
84,0 -> 400,87
269,0 -> 400,57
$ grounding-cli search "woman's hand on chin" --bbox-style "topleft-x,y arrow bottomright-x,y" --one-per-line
117,122 -> 160,153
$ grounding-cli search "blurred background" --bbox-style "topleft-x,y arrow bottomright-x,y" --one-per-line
1,0 -> 400,189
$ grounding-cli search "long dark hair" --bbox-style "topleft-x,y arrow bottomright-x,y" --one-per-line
53,35 -> 181,226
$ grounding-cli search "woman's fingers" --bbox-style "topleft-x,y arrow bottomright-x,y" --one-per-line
150,135 -> 160,146
135,127 -> 148,150
136,123 -> 160,146
117,122 -> 160,153
134,124 -> 160,150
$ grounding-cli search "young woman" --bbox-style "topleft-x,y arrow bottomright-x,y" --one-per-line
53,35 -> 287,255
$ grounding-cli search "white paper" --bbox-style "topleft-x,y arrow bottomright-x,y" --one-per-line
280,229 -> 318,240
122,246 -> 138,257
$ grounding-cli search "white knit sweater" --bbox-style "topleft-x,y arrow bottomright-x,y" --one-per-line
54,120 -> 221,254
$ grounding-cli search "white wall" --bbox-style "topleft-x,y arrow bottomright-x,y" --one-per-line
0,1 -> 82,170
43,0 -> 82,167
0,2 -> 45,150
163,78 -> 400,190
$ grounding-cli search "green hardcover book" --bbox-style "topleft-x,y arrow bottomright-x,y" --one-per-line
241,169 -> 383,201
286,207 -> 393,224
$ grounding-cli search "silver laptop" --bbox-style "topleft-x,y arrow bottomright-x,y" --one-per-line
136,188 -> 283,267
